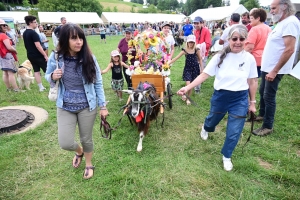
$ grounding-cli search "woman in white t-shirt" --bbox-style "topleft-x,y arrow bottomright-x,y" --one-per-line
177,25 -> 258,172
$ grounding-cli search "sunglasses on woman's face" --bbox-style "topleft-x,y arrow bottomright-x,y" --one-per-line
231,37 -> 246,42
0,24 -> 8,27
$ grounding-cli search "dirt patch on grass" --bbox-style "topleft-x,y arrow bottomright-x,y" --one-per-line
257,157 -> 272,169
297,150 -> 300,157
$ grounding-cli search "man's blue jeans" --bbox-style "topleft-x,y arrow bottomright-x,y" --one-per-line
204,90 -> 248,158
259,71 -> 284,129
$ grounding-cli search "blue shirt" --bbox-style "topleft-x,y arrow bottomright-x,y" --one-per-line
182,24 -> 194,36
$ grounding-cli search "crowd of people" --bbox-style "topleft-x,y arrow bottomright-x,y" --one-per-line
0,0 -> 299,179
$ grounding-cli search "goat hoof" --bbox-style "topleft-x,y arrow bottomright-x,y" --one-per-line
137,146 -> 142,152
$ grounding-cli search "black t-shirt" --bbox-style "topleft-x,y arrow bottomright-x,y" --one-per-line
54,25 -> 62,39
112,63 -> 123,80
23,29 -> 43,59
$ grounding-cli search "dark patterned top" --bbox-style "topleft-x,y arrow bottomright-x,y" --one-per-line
112,62 -> 123,80
62,56 -> 89,112
182,48 -> 200,82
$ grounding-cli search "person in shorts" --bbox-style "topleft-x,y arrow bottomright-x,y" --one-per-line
23,15 -> 48,92
101,50 -> 129,101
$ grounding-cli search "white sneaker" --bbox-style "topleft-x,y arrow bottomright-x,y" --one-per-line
39,87 -> 46,92
200,126 -> 208,140
223,156 -> 233,171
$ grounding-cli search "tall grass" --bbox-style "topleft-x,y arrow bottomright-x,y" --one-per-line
0,35 -> 300,199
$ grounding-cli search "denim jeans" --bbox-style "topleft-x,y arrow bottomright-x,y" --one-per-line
204,89 -> 248,158
259,71 -> 284,129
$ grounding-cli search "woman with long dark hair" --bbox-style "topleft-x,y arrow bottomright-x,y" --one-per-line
45,23 -> 108,179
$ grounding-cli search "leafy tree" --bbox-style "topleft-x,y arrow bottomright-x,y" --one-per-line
204,0 -> 222,8
38,0 -> 103,16
148,0 -> 158,5
157,0 -> 166,10
244,0 -> 260,10
0,2 -> 7,11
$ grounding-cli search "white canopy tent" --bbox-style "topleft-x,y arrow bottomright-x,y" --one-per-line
189,5 -> 248,21
0,11 -> 28,24
101,12 -> 186,24
38,12 -> 103,24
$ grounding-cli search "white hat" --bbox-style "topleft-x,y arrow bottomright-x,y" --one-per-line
186,35 -> 196,43
111,50 -> 120,57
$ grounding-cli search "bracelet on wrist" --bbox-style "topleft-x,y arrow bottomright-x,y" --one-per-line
250,100 -> 256,103
100,107 -> 107,110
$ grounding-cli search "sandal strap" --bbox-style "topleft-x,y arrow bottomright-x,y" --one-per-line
84,166 -> 95,176
74,153 -> 84,166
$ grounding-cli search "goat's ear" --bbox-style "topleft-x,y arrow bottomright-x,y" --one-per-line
142,90 -> 151,96
122,90 -> 133,94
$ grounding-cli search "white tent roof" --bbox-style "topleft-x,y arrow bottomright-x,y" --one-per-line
190,5 -> 248,21
38,12 -> 103,24
0,11 -> 28,24
101,12 -> 186,24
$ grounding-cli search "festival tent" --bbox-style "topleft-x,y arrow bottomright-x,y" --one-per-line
0,11 -> 28,24
38,12 -> 103,24
101,12 -> 186,24
189,5 -> 248,21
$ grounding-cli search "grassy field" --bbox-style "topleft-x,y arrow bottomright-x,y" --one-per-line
0,35 -> 300,199
98,0 -> 143,12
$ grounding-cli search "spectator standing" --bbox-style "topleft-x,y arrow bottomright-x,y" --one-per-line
51,26 -> 58,48
54,17 -> 67,41
39,25 -> 49,56
219,13 -> 240,47
252,0 -> 300,136
241,12 -> 252,31
245,8 -> 272,78
117,28 -> 136,89
0,19 -> 19,92
193,16 -> 211,93
99,25 -> 106,43
182,18 -> 193,41
23,15 -> 48,92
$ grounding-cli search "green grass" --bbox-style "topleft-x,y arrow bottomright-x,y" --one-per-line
98,0 -> 143,12
1,35 -> 300,199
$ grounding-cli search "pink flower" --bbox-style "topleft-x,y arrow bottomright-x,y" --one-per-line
149,34 -> 154,39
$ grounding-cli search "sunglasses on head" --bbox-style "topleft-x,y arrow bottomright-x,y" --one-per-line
231,37 -> 246,42
0,24 -> 8,27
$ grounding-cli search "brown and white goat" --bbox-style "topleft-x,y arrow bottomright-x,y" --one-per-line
123,83 -> 160,152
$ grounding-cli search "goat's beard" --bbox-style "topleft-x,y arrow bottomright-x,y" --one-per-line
272,10 -> 284,23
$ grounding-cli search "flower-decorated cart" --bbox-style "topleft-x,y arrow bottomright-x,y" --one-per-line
124,28 -> 173,110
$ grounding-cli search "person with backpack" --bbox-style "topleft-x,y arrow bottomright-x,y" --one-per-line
54,17 -> 67,41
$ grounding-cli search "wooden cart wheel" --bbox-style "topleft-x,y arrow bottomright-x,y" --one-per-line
167,83 -> 172,109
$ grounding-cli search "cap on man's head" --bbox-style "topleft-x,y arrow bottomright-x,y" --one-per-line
231,13 -> 240,23
161,22 -> 171,28
125,27 -> 132,33
193,16 -> 204,23
186,35 -> 196,43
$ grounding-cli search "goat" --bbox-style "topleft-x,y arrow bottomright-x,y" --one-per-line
123,82 -> 160,152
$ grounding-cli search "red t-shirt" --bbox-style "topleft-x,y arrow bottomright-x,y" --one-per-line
246,24 -> 252,32
194,27 -> 211,57
0,33 -> 11,58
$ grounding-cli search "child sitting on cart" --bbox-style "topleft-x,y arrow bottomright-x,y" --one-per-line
168,35 -> 204,105
101,50 -> 129,101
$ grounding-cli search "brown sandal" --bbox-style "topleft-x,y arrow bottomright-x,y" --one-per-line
72,153 -> 84,168
83,166 -> 95,179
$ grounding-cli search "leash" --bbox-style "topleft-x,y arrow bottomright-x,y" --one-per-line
242,111 -> 256,154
